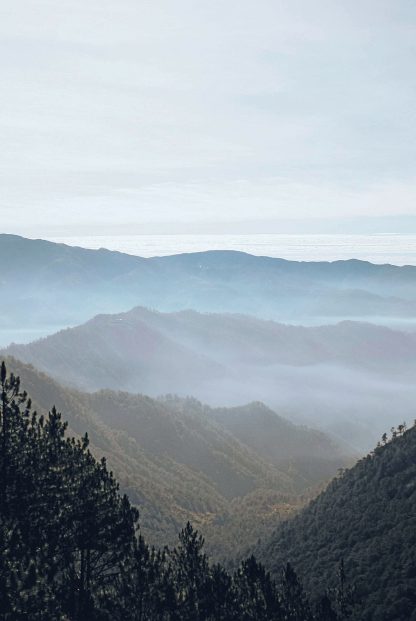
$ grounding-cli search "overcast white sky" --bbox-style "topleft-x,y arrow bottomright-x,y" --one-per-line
1,0 -> 415,235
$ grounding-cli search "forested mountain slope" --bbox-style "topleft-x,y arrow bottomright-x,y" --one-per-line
6,306 -> 416,450
4,357 -> 346,557
257,425 -> 416,621
0,361 -> 349,620
160,396 -> 348,488
3,234 -> 416,346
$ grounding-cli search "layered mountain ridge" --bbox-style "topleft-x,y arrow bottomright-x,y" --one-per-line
3,234 -> 416,348
6,306 -> 416,450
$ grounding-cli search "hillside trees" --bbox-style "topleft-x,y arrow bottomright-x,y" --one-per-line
0,362 -> 350,620
258,420 -> 416,621
0,362 -> 139,619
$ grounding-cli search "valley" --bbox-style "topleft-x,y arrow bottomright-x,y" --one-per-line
4,356 -> 349,559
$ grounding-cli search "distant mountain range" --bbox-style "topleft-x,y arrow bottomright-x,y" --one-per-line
6,306 -> 416,450
256,423 -> 416,621
4,357 -> 348,558
2,233 -> 416,347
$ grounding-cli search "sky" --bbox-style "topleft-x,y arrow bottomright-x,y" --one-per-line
1,0 -> 416,236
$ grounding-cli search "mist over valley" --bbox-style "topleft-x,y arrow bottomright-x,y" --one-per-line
5,301 -> 416,452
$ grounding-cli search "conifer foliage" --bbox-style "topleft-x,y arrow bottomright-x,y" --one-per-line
0,363 -> 347,620
259,421 -> 416,621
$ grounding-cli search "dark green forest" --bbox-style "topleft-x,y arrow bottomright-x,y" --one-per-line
258,423 -> 416,621
0,362 -> 352,620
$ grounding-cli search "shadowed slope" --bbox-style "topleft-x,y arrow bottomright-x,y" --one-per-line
257,426 -> 416,621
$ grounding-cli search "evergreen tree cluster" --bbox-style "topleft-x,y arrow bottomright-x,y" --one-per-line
0,363 -> 350,620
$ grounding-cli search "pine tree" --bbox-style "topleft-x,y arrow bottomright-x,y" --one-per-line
0,363 -> 139,620
234,555 -> 282,621
170,522 -> 211,621
205,562 -> 237,621
280,562 -> 313,621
